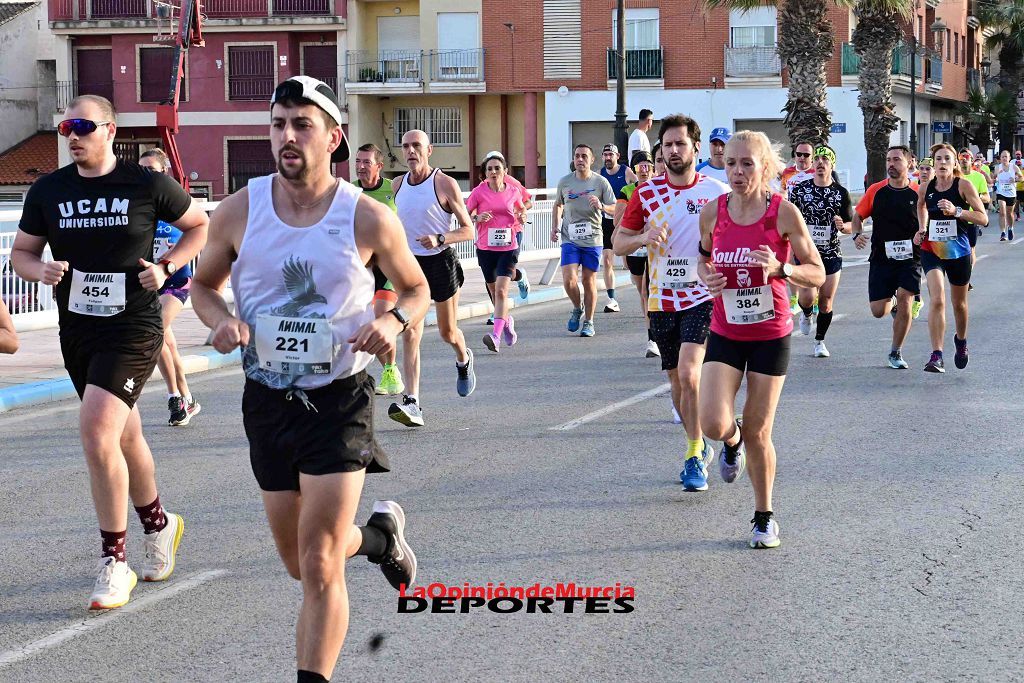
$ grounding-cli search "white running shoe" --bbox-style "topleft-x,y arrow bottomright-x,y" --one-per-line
645,340 -> 661,358
604,298 -> 620,313
89,556 -> 138,610
671,405 -> 682,424
141,512 -> 184,582
799,314 -> 813,336
750,518 -> 781,549
813,340 -> 830,358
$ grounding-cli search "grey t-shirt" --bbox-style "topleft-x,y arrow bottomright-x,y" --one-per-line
555,172 -> 615,247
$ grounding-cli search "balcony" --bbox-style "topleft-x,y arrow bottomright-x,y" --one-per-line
606,48 -> 664,81
344,50 -> 424,94
967,67 -> 980,92
925,57 -> 943,91
51,0 -> 340,24
427,50 -> 485,93
55,79 -> 114,110
724,46 -> 781,86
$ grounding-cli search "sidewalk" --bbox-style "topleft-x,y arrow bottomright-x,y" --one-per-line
0,259 -> 632,412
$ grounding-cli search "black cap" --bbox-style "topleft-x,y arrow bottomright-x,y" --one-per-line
271,76 -> 349,163
630,150 -> 653,168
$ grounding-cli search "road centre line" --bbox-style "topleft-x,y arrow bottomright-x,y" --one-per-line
0,569 -> 228,668
550,384 -> 671,431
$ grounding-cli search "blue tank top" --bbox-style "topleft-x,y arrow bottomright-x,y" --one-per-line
600,164 -> 630,195
154,220 -> 193,286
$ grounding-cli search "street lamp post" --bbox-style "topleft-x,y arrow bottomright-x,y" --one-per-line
907,18 -> 948,158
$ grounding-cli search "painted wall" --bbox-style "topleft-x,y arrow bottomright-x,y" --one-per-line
0,7 -> 41,153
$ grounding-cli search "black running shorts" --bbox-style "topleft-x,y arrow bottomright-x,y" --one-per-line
822,254 -> 843,276
868,259 -> 921,301
626,255 -> 647,276
704,331 -> 790,377
998,193 -> 1016,208
476,247 -> 519,284
415,248 -> 464,303
648,301 -> 713,371
921,251 -> 972,287
60,328 -> 163,409
966,224 -> 979,247
601,217 -> 615,251
242,372 -> 390,492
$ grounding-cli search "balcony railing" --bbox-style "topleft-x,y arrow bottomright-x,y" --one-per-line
606,47 -> 663,80
842,42 -> 926,80
345,50 -> 422,84
52,0 -> 334,20
724,46 -> 781,77
841,42 -> 860,75
427,49 -> 485,82
967,67 -> 980,91
926,57 -> 943,85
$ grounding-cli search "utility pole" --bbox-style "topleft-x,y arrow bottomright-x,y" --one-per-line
614,0 -> 628,155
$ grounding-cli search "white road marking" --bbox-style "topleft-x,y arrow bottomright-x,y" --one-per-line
550,383 -> 671,431
0,569 -> 228,668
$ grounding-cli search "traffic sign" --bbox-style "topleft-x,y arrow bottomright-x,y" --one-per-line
932,121 -> 952,134
830,123 -> 846,134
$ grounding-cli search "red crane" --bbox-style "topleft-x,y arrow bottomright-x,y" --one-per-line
154,0 -> 204,191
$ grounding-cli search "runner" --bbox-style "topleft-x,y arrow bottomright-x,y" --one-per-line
551,144 -> 616,337
851,145 -> 921,369
599,143 -> 637,313
697,130 -> 824,548
781,142 -> 815,313
390,129 -> 478,426
915,142 -> 988,372
12,94 -> 208,608
137,148 -> 202,426
613,149 -> 659,358
789,144 -> 852,358
1014,150 -> 1024,223
353,142 -> 404,397
911,158 -> 935,320
615,113 -> 729,489
466,151 -> 527,352
695,127 -> 730,183
471,169 -> 533,323
992,150 -> 1022,241
190,76 -> 428,682
628,108 -> 654,160
0,297 -> 17,353
959,151 -> 989,273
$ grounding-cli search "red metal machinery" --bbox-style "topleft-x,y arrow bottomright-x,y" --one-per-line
154,0 -> 204,191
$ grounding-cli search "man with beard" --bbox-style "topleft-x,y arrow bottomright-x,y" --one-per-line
614,114 -> 728,491
191,77 -> 430,682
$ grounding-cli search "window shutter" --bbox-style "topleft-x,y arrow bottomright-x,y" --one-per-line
544,0 -> 581,79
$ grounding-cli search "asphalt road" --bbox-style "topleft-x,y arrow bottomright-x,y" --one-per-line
1,235 -> 1023,682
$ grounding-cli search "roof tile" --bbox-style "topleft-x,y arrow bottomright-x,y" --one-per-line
0,132 -> 58,185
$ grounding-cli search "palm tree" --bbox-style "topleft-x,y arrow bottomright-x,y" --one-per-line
851,0 -> 914,184
705,0 -> 853,148
957,87 -> 1019,156
976,1 -> 1024,150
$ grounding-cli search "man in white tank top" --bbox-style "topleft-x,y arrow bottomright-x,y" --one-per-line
191,77 -> 430,683
390,129 -> 477,427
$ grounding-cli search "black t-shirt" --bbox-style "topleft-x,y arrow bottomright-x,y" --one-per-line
790,178 -> 852,258
19,161 -> 192,335
856,180 -> 921,263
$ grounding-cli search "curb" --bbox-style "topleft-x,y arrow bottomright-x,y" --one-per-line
0,274 -> 633,413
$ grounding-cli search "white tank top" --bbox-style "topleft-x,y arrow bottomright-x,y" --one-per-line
395,168 -> 454,256
231,174 -> 375,390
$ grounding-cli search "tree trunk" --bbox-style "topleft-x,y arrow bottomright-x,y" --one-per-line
777,0 -> 834,147
852,4 -> 904,185
997,44 -> 1022,153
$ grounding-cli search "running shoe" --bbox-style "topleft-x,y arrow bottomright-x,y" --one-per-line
680,443 -> 712,492
953,335 -> 969,369
388,395 -> 424,427
604,299 -> 620,313
456,350 -> 476,396
168,396 -> 188,426
89,557 -> 137,610
671,405 -> 682,424
888,350 -> 909,369
580,320 -> 595,337
376,364 -> 404,396
890,295 -> 897,319
483,331 -> 501,353
486,313 -> 494,326
517,271 -> 531,300
645,340 -> 661,358
185,396 -> 201,419
365,500 -> 417,590
141,512 -> 184,582
567,307 -> 583,333
813,340 -> 830,358
924,352 -> 945,373
789,293 -> 799,314
750,515 -> 781,549
719,417 -> 746,483
1010,227 -> 1015,241
1001,232 -> 1008,241
799,314 -> 813,336
503,316 -> 518,347
911,300 -> 923,320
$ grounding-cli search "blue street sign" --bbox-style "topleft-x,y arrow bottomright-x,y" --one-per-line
932,121 -> 952,134
830,123 -> 846,134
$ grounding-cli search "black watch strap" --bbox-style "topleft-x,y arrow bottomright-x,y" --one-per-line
389,307 -> 409,332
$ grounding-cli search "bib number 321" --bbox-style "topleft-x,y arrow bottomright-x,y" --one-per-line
255,314 -> 333,376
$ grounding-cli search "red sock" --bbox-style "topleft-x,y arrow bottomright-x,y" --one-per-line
100,529 -> 127,562
135,496 -> 167,534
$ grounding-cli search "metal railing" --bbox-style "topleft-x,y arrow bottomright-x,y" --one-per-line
926,57 -> 943,85
891,45 -> 925,79
345,50 -> 422,84
724,46 -> 781,77
203,0 -> 271,18
967,67 -> 980,91
841,43 -> 860,75
428,49 -> 485,83
606,47 -> 663,79
52,0 -> 335,20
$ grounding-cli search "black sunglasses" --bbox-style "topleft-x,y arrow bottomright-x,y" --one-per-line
794,152 -> 812,158
58,118 -> 111,137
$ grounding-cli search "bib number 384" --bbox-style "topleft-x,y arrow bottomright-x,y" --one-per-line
255,314 -> 333,376
69,269 -> 126,317
723,285 -> 774,325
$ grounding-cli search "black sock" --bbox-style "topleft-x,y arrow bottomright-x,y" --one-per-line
297,671 -> 329,683
753,510 -> 773,529
799,304 -> 813,318
512,269 -> 523,282
356,525 -> 389,559
914,294 -> 921,302
815,311 -> 833,341
647,328 -> 653,341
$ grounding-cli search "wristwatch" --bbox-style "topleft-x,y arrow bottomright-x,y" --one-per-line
955,206 -> 964,218
159,259 -> 177,276
779,263 -> 794,280
436,233 -> 446,245
389,306 -> 410,332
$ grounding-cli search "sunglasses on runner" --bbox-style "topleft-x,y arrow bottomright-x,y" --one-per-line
794,152 -> 811,158
57,118 -> 112,137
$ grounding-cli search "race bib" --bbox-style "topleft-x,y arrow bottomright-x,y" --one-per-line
153,237 -> 172,261
655,256 -> 698,290
809,224 -> 830,246
254,314 -> 333,376
929,218 -> 956,242
487,227 -> 513,247
884,239 -> 913,261
630,245 -> 648,258
723,284 -> 774,325
569,221 -> 592,240
999,182 -> 1014,196
69,270 -> 126,317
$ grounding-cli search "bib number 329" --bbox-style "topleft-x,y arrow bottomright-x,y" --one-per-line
255,314 -> 333,376
69,269 -> 126,317
723,285 -> 774,325
569,222 -> 592,240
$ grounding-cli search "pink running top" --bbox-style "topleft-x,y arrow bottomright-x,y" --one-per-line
709,192 -> 793,341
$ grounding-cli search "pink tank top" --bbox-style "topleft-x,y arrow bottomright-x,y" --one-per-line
709,192 -> 793,341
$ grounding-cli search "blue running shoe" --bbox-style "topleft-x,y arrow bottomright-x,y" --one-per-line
680,452 -> 709,491
517,270 -> 531,300
567,308 -> 583,333
456,349 -> 476,396
580,320 -> 595,337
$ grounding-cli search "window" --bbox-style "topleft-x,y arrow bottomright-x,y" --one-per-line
729,8 -> 777,47
436,13 -> 482,80
962,36 -> 966,66
140,47 -> 187,103
76,48 -> 113,103
544,0 -> 581,79
946,31 -> 951,62
301,43 -> 337,91
228,45 -> 275,101
393,107 -> 461,147
227,139 -> 274,193
612,8 -> 659,49
954,32 -> 959,65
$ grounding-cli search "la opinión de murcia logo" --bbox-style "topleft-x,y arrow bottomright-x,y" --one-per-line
398,582 -> 635,614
